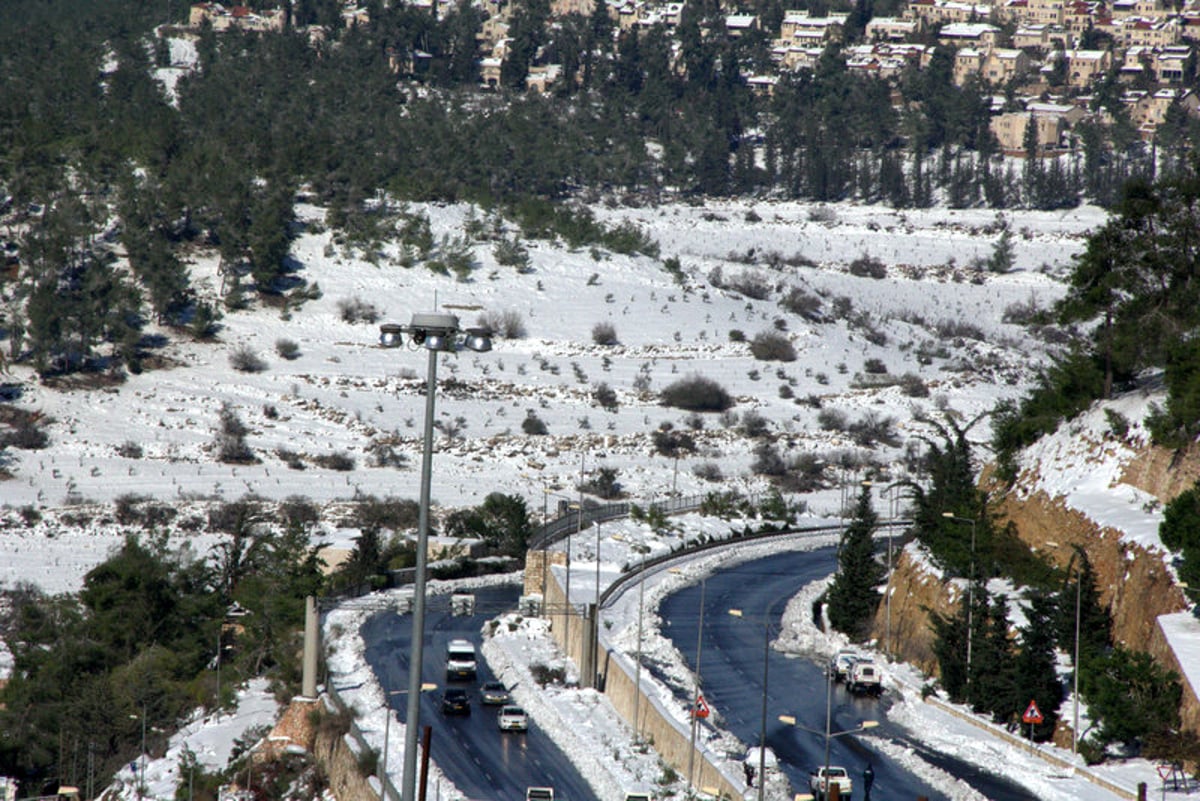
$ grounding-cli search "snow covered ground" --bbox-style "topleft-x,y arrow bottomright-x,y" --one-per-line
0,197 -> 1193,800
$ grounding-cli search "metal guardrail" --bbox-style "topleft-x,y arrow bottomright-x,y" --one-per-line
598,517 -> 912,608
527,494 -> 707,551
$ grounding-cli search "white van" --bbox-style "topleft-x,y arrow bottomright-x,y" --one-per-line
446,639 -> 477,680
526,787 -> 554,801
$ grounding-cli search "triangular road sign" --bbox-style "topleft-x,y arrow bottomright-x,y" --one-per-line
695,694 -> 710,719
1022,699 -> 1044,724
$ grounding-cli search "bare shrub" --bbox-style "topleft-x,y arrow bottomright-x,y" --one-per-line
276,338 -> 301,360
863,357 -> 888,374
117,440 -> 144,458
817,408 -> 848,431
740,410 -> 770,438
808,206 -> 837,223
652,423 -> 696,457
522,410 -> 549,435
751,442 -> 787,476
276,448 -> 306,469
749,331 -> 797,362
352,495 -> 421,531
660,375 -> 734,412
1002,295 -> 1046,326
338,297 -> 380,324
693,462 -> 724,482
579,466 -> 623,499
899,373 -> 929,397
592,382 -> 619,411
935,319 -> 986,341
727,271 -> 773,300
848,412 -> 900,447
314,452 -> 355,471
215,402 -> 256,464
779,287 -> 824,321
592,321 -> 619,346
230,345 -> 267,373
848,255 -> 887,279
477,309 -> 527,339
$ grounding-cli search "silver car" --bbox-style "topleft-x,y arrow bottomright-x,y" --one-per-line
480,681 -> 510,705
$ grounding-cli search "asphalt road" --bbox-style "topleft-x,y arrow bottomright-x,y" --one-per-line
658,545 -> 1040,801
361,586 -> 597,801
359,543 -> 1040,801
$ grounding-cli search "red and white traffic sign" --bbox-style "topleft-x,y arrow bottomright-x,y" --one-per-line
1022,699 -> 1044,725
695,694 -> 710,719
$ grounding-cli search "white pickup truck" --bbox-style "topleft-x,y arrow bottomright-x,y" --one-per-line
810,766 -> 852,799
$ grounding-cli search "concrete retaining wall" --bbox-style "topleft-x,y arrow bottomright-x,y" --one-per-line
542,566 -> 744,801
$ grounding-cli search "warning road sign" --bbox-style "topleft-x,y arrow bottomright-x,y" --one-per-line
695,694 -> 710,719
1022,699 -> 1044,725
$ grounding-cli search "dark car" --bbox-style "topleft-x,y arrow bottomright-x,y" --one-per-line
441,688 -> 471,716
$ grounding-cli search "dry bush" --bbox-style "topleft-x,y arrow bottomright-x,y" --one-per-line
660,375 -> 733,412
749,331 -> 797,362
477,309 -> 527,339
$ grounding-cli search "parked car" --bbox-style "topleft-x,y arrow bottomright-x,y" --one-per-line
809,766 -> 852,800
525,788 -> 553,801
480,681 -> 511,705
847,658 -> 882,696
498,705 -> 528,732
829,648 -> 859,682
441,688 -> 471,716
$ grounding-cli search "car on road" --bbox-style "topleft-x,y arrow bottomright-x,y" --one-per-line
446,639 -> 478,681
498,705 -> 528,732
525,788 -> 553,801
441,688 -> 471,716
480,681 -> 511,705
829,648 -> 860,682
810,766 -> 852,799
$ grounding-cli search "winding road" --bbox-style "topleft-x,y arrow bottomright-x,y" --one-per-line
360,541 -> 1040,801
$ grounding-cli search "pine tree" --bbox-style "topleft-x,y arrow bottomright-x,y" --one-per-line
1054,550 -> 1111,667
967,591 -> 1014,717
1011,590 -> 1063,739
826,484 -> 886,641
931,595 -> 970,701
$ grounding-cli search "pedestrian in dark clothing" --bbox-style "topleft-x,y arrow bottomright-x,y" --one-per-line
744,762 -> 755,788
863,763 -> 875,801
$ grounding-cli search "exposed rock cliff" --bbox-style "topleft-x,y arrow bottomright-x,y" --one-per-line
870,407 -> 1197,735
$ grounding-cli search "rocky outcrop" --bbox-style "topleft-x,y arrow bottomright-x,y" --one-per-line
993,488 -> 1186,650
871,441 -> 1196,733
872,546 -> 959,676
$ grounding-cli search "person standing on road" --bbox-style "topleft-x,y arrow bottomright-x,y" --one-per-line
863,763 -> 875,800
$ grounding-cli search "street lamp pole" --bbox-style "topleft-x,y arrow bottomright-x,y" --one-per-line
942,513 -> 978,678
686,577 -> 706,795
593,520 -> 602,689
777,708 -> 878,799
1073,564 -> 1081,756
729,609 -> 768,801
379,314 -> 491,801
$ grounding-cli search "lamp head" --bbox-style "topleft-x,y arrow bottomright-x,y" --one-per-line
464,327 -> 493,353
379,323 -> 404,348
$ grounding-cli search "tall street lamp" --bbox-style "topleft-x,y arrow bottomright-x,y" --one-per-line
1044,539 -> 1085,757
778,684 -> 878,801
669,569 -> 706,796
728,609 -> 770,801
942,512 -> 978,678
379,313 -> 492,801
